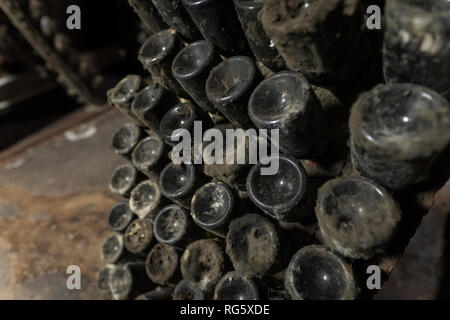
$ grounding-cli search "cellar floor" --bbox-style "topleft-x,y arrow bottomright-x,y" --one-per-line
0,106 -> 448,299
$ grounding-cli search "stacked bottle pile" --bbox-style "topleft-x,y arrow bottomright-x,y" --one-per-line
97,0 -> 450,300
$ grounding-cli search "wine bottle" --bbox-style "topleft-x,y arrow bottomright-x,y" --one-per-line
159,162 -> 209,209
151,0 -> 201,40
246,154 -> 311,222
107,202 -> 137,233
248,71 -> 329,158
138,29 -> 186,96
131,84 -> 179,134
109,163 -> 145,199
180,239 -> 227,292
226,214 -> 288,277
132,134 -> 169,178
206,56 -> 261,128
233,0 -> 286,71
214,271 -> 259,300
349,83 -> 450,190
172,40 -> 221,113
191,182 -> 235,238
285,245 -> 357,300
123,218 -> 155,257
316,176 -> 402,260
111,123 -> 143,160
383,0 -> 450,99
146,243 -> 182,286
173,280 -> 205,300
153,204 -> 204,248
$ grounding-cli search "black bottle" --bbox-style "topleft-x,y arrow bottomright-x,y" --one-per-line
247,154 -> 310,222
233,0 -> 286,71
151,0 -> 201,40
107,202 -> 137,233
132,134 -> 169,178
128,0 -> 167,35
181,0 -> 248,54
315,176 -> 402,260
173,280 -> 205,300
107,75 -> 143,124
285,245 -> 357,300
172,40 -> 221,113
129,178 -> 166,219
109,164 -> 145,199
159,102 -> 202,146
111,123 -> 143,160
153,205 -> 204,248
349,83 -> 450,190
248,71 -> 329,158
146,243 -> 182,286
96,266 -> 112,294
383,0 -> 450,99
260,0 -> 368,87
138,29 -> 186,97
191,182 -> 235,238
159,163 -> 209,209
206,56 -> 260,128
123,218 -> 155,257
101,233 -> 131,265
109,262 -> 155,300
131,84 -> 180,134
226,214 -> 288,277
214,271 -> 259,300
180,239 -> 227,292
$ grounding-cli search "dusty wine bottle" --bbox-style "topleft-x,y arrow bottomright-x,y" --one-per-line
109,164 -> 145,199
108,75 -> 143,124
285,245 -> 357,300
109,262 -> 154,300
181,0 -> 249,54
172,40 -> 220,113
349,83 -> 450,190
132,134 -> 169,178
383,0 -> 450,99
159,102 -> 201,146
159,163 -> 209,209
191,182 -> 235,238
316,176 -> 402,260
214,271 -> 259,300
131,84 -> 179,134
111,123 -> 143,159
260,0 -> 368,86
248,71 -> 329,158
128,0 -> 167,35
107,202 -> 137,233
173,280 -> 205,300
180,239 -> 227,292
96,266 -> 112,294
247,154 -> 310,222
138,29 -> 186,96
206,56 -> 261,128
146,243 -> 182,286
129,178 -> 165,219
101,233 -> 131,265
123,218 -> 155,256
153,204 -> 204,248
226,214 -> 288,277
233,0 -> 286,71
151,0 -> 200,40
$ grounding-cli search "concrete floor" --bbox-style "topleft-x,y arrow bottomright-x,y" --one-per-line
0,106 -> 448,299
0,107 -> 126,299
